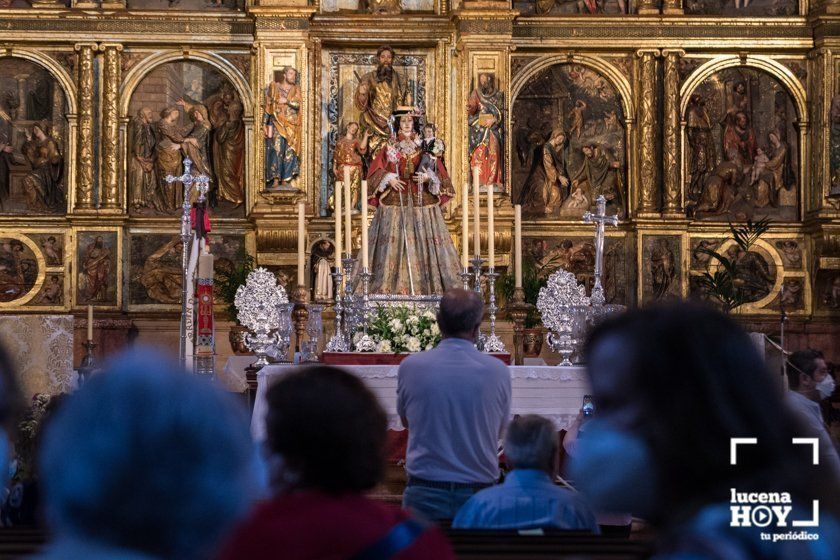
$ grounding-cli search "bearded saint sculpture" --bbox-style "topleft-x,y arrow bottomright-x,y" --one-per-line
354,45 -> 412,158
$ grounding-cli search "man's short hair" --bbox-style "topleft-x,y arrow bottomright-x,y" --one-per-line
504,415 -> 558,471
266,365 -> 387,494
788,349 -> 825,389
39,349 -> 260,559
436,289 -> 484,338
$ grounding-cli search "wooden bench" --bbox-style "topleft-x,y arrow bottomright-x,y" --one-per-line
445,529 -> 654,559
0,527 -> 47,559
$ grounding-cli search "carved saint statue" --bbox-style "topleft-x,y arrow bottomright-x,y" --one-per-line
21,122 -> 65,213
264,67 -> 302,189
354,45 -> 411,158
467,72 -> 504,188
129,107 -> 161,212
364,109 -> 460,295
334,122 -> 370,213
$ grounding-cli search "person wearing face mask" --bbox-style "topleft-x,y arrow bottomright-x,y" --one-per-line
787,349 -> 840,477
569,304 -> 840,559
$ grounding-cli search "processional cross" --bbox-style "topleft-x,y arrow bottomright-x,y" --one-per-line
583,195 -> 619,307
164,157 -> 211,368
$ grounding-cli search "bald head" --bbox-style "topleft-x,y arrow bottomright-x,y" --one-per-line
437,289 -> 484,342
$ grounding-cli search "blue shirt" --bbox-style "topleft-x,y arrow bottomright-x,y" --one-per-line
397,338 -> 511,483
452,469 -> 599,531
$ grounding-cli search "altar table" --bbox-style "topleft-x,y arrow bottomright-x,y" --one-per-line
251,364 -> 590,441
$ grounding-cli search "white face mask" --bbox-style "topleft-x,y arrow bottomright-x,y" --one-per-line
816,376 -> 836,400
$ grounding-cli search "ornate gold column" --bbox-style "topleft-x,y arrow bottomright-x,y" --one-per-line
74,43 -> 96,212
636,49 -> 660,217
100,43 -> 123,211
662,49 -> 684,216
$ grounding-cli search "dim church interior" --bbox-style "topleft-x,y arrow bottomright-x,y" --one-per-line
0,0 -> 838,398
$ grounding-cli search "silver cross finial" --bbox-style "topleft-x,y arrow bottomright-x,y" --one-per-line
582,195 -> 620,306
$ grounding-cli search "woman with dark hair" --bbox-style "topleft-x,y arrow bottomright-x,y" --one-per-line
217,366 -> 454,559
569,303 -> 840,558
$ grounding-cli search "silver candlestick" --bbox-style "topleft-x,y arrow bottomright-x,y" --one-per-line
482,268 -> 507,353
470,255 -> 485,295
460,267 -> 473,290
325,265 -> 348,352
355,267 -> 376,352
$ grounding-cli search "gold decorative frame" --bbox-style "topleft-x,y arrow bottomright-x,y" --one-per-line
0,232 -> 48,309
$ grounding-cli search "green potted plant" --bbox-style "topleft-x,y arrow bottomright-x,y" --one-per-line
499,254 -> 559,358
697,218 -> 771,314
216,248 -> 256,354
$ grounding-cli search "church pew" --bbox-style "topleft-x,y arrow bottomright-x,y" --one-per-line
444,529 -> 653,559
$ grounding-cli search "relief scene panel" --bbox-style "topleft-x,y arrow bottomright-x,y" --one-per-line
128,61 -> 246,218
512,63 -> 626,220
129,232 -> 245,307
75,232 -> 118,307
514,0 -> 657,14
0,235 -> 41,305
0,58 -> 68,216
683,0 -> 796,16
684,67 -> 799,222
526,235 -> 628,305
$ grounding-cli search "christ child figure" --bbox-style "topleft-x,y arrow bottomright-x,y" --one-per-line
417,123 -> 445,187
334,122 -> 370,213
750,147 -> 769,185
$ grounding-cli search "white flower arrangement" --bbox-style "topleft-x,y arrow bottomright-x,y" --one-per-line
355,304 -> 441,353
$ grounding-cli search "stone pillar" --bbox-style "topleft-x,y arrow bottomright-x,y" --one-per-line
100,43 -> 123,211
74,43 -> 96,212
636,49 -> 660,216
662,49 -> 684,216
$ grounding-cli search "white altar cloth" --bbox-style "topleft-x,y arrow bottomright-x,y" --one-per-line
251,364 -> 590,441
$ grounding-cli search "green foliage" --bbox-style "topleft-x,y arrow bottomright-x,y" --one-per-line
356,305 -> 441,353
696,218 -> 771,314
215,248 -> 256,324
499,252 -> 564,328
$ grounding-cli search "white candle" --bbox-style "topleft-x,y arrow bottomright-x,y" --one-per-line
334,181 -> 343,269
487,180 -> 495,268
87,304 -> 93,340
461,181 -> 469,268
472,167 -> 480,258
297,200 -> 306,286
514,204 -> 522,288
343,168 -> 352,258
361,180 -> 369,270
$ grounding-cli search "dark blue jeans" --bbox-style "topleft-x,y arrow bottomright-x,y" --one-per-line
402,484 -> 480,521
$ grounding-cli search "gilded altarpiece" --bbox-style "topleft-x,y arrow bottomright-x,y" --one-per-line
1,1 -> 839,368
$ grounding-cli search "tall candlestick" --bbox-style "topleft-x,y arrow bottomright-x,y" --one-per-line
361,180 -> 369,269
472,167 -> 480,257
87,304 -> 93,340
334,181 -> 343,269
487,182 -> 495,267
297,201 -> 306,286
514,204 -> 522,288
461,181 -> 469,268
343,168 -> 352,257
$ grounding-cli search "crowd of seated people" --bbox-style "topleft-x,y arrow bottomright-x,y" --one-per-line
0,292 -> 838,559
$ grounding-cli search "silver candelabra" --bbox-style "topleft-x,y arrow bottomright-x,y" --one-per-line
355,267 -> 376,351
482,267 -> 507,353
325,263 -> 349,352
